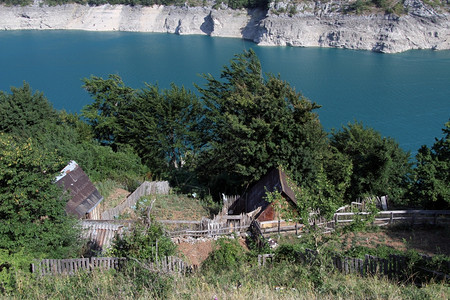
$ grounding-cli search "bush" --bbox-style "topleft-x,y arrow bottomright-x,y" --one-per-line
201,236 -> 245,272
110,220 -> 176,261
0,250 -> 33,295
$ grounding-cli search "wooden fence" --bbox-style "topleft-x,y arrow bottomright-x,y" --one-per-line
220,194 -> 240,215
258,250 -> 449,281
101,181 -> 169,220
32,257 -> 126,276
161,213 -> 253,237
331,254 -> 408,277
333,210 -> 450,228
256,210 -> 450,236
32,256 -> 192,276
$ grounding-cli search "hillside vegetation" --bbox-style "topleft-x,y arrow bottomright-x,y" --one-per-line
5,223 -> 450,299
1,50 -> 449,296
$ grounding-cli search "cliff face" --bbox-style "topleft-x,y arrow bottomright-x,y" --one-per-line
0,1 -> 449,53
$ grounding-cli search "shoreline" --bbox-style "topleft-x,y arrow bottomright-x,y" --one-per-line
0,2 -> 449,53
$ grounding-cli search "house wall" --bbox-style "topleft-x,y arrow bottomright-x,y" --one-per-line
86,204 -> 102,220
257,203 -> 275,222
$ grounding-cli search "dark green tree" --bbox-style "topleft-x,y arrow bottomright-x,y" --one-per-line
121,83 -> 203,178
82,76 -> 203,181
0,134 -> 81,258
330,121 -> 412,205
410,121 -> 449,209
82,74 -> 136,148
0,83 -> 58,139
0,82 -> 145,187
197,49 -> 329,196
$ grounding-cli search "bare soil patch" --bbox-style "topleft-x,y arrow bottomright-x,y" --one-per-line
177,240 -> 214,267
176,237 -> 249,267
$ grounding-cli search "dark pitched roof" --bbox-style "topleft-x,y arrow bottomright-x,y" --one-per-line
229,168 -> 297,217
55,161 -> 103,218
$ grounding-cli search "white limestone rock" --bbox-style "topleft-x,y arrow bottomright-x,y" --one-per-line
0,1 -> 449,53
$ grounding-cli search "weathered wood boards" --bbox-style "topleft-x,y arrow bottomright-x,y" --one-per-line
32,256 -> 192,276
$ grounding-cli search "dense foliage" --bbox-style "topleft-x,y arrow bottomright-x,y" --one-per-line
82,76 -> 202,183
201,236 -> 245,272
0,83 -> 58,138
330,122 -> 412,206
0,134 -> 80,258
0,84 -> 147,257
197,50 -> 328,190
0,48 -> 449,298
110,221 -> 176,260
68,50 -> 446,210
410,121 -> 450,209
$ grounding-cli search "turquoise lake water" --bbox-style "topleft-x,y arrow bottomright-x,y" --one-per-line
0,30 -> 449,153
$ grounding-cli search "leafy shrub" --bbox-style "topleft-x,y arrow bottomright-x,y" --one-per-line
274,244 -> 305,263
110,220 -> 176,261
202,236 -> 245,272
0,250 -> 33,295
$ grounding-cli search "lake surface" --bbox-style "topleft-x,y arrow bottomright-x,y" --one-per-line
1,30 -> 449,153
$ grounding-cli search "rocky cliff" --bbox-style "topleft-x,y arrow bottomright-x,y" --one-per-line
0,0 -> 449,53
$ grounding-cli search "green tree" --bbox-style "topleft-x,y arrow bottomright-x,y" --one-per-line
0,82 -> 145,187
121,83 -> 203,177
82,76 -> 203,181
197,49 -> 329,196
0,83 -> 58,139
0,134 -> 81,258
411,121 -> 449,209
330,121 -> 412,205
82,74 -> 136,148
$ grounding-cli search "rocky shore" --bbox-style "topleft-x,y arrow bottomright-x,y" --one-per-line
0,0 -> 449,53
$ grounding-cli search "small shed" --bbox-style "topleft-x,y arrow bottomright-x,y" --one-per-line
229,168 -> 298,222
81,220 -> 134,255
55,161 -> 103,220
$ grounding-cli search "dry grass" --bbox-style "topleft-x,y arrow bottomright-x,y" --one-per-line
11,266 -> 449,300
150,194 -> 214,221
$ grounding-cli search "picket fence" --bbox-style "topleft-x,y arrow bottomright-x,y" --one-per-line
32,256 -> 192,276
101,181 -> 169,220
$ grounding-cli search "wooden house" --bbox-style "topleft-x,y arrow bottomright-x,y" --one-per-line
55,161 -> 103,220
228,168 -> 298,222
